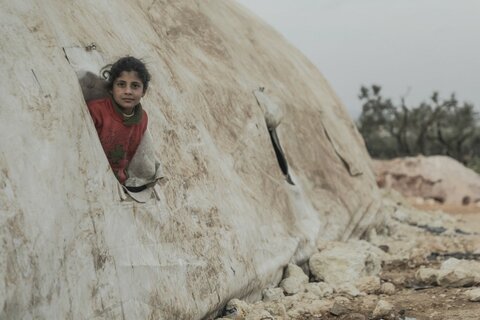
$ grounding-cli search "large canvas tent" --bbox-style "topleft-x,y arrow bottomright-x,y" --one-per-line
0,1 -> 382,318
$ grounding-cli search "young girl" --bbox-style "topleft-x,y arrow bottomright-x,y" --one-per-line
87,56 -> 151,186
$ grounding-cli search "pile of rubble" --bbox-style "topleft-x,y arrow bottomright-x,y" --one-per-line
216,195 -> 480,319
373,155 -> 480,206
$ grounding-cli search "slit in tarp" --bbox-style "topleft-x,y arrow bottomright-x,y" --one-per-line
253,88 -> 295,185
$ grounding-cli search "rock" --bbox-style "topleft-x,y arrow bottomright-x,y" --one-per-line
286,299 -> 331,319
303,282 -> 334,298
316,239 -> 330,251
380,282 -> 396,295
437,270 -> 474,288
279,264 -> 309,295
280,277 -> 304,295
335,283 -> 363,297
329,301 -> 350,316
415,267 -> 439,285
465,288 -> 480,302
283,263 -> 310,280
362,295 -> 379,310
262,287 -> 285,302
334,296 -> 351,304
389,273 -> 407,286
263,302 -> 288,318
309,240 -> 384,286
372,300 -> 394,318
355,276 -> 381,294
302,283 -> 320,297
290,291 -> 319,303
437,258 -> 480,287
409,247 -> 430,265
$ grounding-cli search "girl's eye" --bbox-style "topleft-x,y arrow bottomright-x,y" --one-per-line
132,83 -> 141,89
115,82 -> 126,88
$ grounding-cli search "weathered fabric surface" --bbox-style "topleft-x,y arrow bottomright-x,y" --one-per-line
0,1 -> 382,319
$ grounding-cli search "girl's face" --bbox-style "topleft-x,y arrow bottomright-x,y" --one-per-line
111,71 -> 145,114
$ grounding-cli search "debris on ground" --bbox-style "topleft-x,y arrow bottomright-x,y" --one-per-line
216,194 -> 480,320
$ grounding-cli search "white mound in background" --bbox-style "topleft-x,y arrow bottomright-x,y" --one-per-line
374,155 -> 480,206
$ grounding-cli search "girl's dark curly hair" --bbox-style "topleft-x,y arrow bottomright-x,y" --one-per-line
102,56 -> 151,93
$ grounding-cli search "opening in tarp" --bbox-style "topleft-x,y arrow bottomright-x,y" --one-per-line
253,88 -> 294,185
63,46 -> 164,202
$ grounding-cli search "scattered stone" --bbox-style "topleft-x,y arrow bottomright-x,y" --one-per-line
415,267 -> 438,285
316,239 -> 329,251
303,282 -> 334,298
329,301 -> 350,316
216,198 -> 480,319
355,276 -> 381,294
437,270 -> 475,287
361,295 -> 378,310
309,240 -> 384,286
465,288 -> 480,302
381,282 -> 396,295
279,263 -> 309,295
334,296 -> 351,304
409,247 -> 431,266
335,283 -> 362,297
262,301 -> 287,318
437,258 -> 480,287
286,299 -> 331,319
284,263 -> 309,281
389,273 -> 407,286
262,287 -> 284,302
280,278 -> 303,295
372,299 -> 394,318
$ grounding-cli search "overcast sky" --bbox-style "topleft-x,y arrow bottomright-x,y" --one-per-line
235,0 -> 480,119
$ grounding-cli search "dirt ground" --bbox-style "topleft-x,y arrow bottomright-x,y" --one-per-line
217,202 -> 480,320
415,203 -> 480,231
375,203 -> 480,320
313,204 -> 480,320
319,258 -> 480,320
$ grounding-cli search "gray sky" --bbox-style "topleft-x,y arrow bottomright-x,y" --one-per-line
235,0 -> 480,119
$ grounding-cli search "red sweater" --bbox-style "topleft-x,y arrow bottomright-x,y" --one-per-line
87,98 -> 148,184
